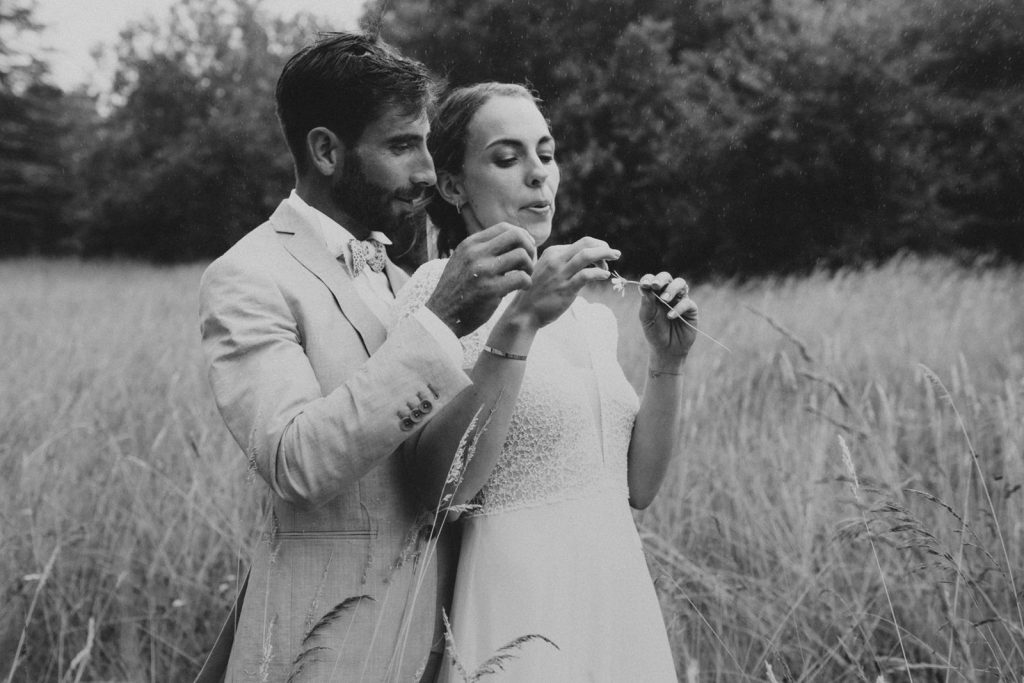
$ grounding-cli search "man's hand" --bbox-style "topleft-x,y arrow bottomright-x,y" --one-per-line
426,223 -> 537,337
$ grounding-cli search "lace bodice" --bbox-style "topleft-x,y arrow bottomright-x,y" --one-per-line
394,259 -> 640,515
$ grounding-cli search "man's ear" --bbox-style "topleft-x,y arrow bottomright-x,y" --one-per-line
435,171 -> 465,208
306,127 -> 343,176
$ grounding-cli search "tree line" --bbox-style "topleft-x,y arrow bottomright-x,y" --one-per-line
2,0 -> 1022,277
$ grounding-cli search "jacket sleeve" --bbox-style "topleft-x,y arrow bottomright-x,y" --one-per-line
198,256 -> 472,507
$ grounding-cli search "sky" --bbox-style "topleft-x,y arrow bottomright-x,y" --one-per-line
31,0 -> 367,91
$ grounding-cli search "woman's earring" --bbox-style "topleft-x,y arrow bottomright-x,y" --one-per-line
455,201 -> 463,215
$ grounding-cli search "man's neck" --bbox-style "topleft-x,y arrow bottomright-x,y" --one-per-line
294,181 -> 371,240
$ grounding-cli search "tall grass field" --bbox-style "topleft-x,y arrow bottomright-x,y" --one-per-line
1,257 -> 1021,681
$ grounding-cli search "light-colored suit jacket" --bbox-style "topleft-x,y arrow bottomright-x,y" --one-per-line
198,200 -> 471,681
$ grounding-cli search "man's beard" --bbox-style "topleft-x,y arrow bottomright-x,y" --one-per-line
331,150 -> 427,242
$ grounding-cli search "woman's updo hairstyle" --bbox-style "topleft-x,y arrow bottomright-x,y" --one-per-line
427,82 -> 546,256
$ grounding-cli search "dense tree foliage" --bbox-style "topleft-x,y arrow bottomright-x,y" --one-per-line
69,0 -> 327,261
1,0 -> 1021,275
367,0 -> 1024,277
0,0 -> 70,255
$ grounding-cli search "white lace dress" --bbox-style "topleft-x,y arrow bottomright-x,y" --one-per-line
395,259 -> 677,682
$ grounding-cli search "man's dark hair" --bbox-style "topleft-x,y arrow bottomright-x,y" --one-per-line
275,32 -> 438,174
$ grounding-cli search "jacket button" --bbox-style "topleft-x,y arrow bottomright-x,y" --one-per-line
419,399 -> 433,413
401,417 -> 415,431
411,408 -> 423,419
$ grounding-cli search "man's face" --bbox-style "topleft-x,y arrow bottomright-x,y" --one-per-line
330,106 -> 436,238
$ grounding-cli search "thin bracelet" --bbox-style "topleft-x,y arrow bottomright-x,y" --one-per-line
648,368 -> 684,378
483,345 -> 528,361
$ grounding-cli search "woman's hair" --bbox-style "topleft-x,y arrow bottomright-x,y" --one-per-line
427,82 -> 546,256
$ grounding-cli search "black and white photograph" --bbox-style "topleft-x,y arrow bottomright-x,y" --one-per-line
2,0 -> 1022,680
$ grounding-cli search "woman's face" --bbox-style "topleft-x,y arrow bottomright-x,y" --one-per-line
449,95 -> 560,246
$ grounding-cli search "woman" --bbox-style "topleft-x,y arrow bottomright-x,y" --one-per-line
394,83 -> 696,681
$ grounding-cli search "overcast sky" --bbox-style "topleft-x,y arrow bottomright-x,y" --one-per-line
32,0 -> 366,90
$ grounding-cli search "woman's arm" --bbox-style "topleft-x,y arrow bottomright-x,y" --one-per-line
404,310 -> 536,511
404,237 -> 620,510
626,273 -> 699,509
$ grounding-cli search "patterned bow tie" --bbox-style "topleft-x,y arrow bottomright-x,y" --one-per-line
349,237 -> 386,275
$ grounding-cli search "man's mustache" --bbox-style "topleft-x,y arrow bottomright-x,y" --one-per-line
394,188 -> 432,208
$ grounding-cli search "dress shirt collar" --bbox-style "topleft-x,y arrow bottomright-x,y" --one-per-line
284,190 -> 392,268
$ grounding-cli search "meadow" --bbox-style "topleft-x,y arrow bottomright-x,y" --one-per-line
1,256 -> 1021,682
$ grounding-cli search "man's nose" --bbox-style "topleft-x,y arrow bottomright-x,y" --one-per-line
411,151 -> 437,187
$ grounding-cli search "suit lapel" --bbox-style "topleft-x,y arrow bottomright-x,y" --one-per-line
384,258 -> 410,295
270,201 -> 387,355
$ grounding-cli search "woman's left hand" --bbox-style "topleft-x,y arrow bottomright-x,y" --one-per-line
638,272 -> 699,362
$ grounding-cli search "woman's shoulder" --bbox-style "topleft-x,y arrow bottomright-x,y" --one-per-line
409,257 -> 449,287
396,258 -> 449,305
391,258 -> 450,330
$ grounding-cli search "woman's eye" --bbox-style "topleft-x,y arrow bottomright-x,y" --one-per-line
495,156 -> 517,167
539,153 -> 555,164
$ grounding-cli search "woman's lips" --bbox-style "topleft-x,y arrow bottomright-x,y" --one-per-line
521,201 -> 552,215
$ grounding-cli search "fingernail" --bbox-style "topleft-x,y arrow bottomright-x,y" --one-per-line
611,250 -> 621,259
667,310 -> 679,319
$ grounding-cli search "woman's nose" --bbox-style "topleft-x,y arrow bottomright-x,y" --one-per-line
526,159 -> 548,187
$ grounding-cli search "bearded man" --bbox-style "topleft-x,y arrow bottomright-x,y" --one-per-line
196,32 -> 536,682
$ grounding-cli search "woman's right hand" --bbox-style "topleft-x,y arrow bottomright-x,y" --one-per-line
501,236 -> 620,330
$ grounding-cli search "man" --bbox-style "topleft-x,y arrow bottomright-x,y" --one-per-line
197,32 -> 536,681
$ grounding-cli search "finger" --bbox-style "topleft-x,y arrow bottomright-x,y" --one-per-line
566,245 -> 621,272
572,236 -> 611,250
667,298 -> 698,321
638,271 -> 672,292
464,222 -> 520,244
569,266 -> 614,287
494,269 -> 532,296
536,244 -> 566,263
658,277 -> 689,305
458,228 -> 536,280
652,271 -> 673,291
492,247 -> 535,277
479,223 -> 537,259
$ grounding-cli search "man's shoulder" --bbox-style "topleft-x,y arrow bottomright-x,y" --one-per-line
203,221 -> 283,281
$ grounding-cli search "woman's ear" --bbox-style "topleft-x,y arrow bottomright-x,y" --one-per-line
306,127 -> 342,176
435,171 -> 466,208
